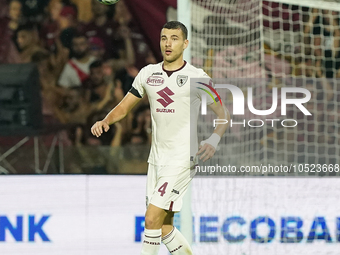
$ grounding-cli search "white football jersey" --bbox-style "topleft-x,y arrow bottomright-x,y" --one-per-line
131,61 -> 215,168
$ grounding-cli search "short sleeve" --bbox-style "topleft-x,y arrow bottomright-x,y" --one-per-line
58,65 -> 71,88
131,67 -> 146,98
58,64 -> 80,88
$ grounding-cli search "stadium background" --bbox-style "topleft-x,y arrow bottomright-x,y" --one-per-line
0,0 -> 339,254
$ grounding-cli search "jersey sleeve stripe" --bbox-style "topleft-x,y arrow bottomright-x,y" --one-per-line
129,87 -> 142,98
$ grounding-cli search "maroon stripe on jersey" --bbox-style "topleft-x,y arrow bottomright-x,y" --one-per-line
169,201 -> 174,211
163,61 -> 187,77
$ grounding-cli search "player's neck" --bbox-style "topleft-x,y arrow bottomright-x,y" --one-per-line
163,58 -> 185,71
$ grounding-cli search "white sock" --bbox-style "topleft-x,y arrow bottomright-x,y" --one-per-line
141,228 -> 162,255
162,227 -> 193,255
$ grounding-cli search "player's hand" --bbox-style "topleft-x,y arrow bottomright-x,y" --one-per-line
196,143 -> 216,162
91,120 -> 110,137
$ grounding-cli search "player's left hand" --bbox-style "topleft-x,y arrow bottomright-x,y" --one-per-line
197,143 -> 216,162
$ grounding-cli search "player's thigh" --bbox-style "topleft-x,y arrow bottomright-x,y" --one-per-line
150,174 -> 177,210
149,166 -> 192,212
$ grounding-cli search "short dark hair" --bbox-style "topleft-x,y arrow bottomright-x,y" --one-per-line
162,21 -> 188,39
72,31 -> 87,41
89,60 -> 103,69
16,23 -> 37,33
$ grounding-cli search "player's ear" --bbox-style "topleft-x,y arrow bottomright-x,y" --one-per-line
183,39 -> 189,50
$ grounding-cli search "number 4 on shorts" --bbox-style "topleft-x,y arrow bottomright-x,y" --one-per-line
158,182 -> 168,197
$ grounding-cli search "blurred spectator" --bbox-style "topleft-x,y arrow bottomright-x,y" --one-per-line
54,87 -> 89,124
315,70 -> 334,101
117,104 -> 151,173
88,36 -> 115,77
54,83 -> 113,145
81,0 -> 138,73
114,48 -> 156,102
115,65 -> 139,96
19,0 -> 49,24
32,51 -> 60,107
54,86 -> 90,145
304,81 -> 327,144
16,23 -> 48,63
69,110 -> 123,174
293,56 -> 316,77
88,36 -> 105,60
263,1 -> 301,31
31,50 -> 67,118
50,0 -> 64,20
0,0 -> 21,63
105,25 -> 136,73
82,60 -> 118,107
0,0 -> 8,18
58,33 -> 96,88
40,0 -> 63,52
81,0 -> 118,59
113,0 -> 156,70
58,5 -> 79,51
305,9 -> 340,78
294,57 -> 334,101
8,0 -> 23,32
294,58 -> 334,101
40,2 -> 78,55
85,110 -> 123,147
325,103 -> 338,145
70,0 -> 93,23
123,104 -> 151,146
0,35 -> 20,64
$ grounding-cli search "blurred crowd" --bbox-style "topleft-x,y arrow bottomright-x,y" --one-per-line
262,6 -> 340,158
0,0 -> 155,151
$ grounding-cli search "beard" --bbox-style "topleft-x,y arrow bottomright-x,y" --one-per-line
93,79 -> 104,87
73,50 -> 87,59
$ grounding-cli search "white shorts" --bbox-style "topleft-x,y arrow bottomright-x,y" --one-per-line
146,164 -> 193,212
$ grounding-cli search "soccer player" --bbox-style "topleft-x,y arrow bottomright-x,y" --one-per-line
91,21 -> 229,255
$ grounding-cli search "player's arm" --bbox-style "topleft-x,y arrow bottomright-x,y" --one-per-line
91,92 -> 141,137
197,101 -> 230,162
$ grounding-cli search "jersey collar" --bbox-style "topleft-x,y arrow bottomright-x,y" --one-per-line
162,61 -> 187,77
